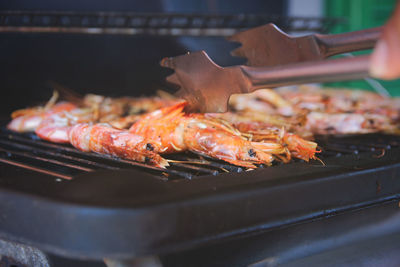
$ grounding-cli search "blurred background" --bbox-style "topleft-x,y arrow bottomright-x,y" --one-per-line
0,0 -> 398,117
323,0 -> 399,94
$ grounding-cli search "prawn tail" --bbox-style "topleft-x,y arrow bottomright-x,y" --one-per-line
250,142 -> 285,165
283,133 -> 320,161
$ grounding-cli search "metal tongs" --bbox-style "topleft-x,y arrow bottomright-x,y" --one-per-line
161,24 -> 382,113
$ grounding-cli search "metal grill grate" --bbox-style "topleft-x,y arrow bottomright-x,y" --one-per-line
0,10 -> 342,36
0,128 -> 245,180
316,134 -> 396,158
1,127 -> 399,182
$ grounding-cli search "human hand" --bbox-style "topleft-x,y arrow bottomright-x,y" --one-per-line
370,1 -> 400,79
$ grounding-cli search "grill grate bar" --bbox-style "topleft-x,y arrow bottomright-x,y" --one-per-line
0,147 -> 94,172
0,157 -> 72,180
320,144 -> 359,154
96,156 -> 195,179
167,154 -> 243,172
0,138 -> 120,170
319,150 -> 342,158
5,132 -> 99,153
169,162 -> 219,176
328,141 -> 392,150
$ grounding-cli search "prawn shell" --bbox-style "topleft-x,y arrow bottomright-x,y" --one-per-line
70,123 -> 168,167
183,115 -> 273,168
7,102 -> 77,133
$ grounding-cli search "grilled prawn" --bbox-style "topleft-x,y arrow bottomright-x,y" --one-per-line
82,94 -> 181,129
69,123 -> 168,167
130,102 -> 283,168
305,112 -> 400,135
83,94 -> 180,118
8,91 -> 180,134
35,107 -> 95,143
230,86 -> 400,135
229,89 -> 295,116
208,112 -> 319,162
34,92 -> 180,143
7,102 -> 77,133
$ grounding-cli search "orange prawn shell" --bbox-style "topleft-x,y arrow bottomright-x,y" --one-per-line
183,114 -> 273,168
282,133 -> 319,161
129,102 -> 187,153
7,102 -> 77,133
35,107 -> 95,143
129,102 -> 274,168
70,123 -> 167,167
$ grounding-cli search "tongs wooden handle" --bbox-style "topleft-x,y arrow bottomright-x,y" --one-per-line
315,27 -> 381,58
243,55 -> 370,89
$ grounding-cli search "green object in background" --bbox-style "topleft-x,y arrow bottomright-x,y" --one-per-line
324,0 -> 400,96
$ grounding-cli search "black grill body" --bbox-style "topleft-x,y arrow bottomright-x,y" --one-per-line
1,129 -> 400,261
1,1 -> 400,266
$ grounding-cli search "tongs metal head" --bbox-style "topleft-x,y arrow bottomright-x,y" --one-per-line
161,24 -> 381,113
161,51 -> 247,113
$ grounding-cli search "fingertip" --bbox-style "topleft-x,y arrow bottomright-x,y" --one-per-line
370,39 -> 389,79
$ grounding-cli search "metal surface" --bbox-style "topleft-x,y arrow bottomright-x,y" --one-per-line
1,126 -> 400,260
0,239 -> 50,267
161,199 -> 400,267
0,127 -> 244,180
0,11 -> 340,36
161,50 -> 370,112
229,23 -> 381,66
104,257 -> 162,267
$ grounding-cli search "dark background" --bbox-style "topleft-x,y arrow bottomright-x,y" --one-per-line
0,0 -> 286,117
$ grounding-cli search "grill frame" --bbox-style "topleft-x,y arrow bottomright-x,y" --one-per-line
1,126 -> 400,260
0,5 -> 396,264
0,10 -> 342,36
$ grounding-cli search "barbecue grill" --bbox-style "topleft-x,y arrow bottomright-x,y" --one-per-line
1,1 -> 400,267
